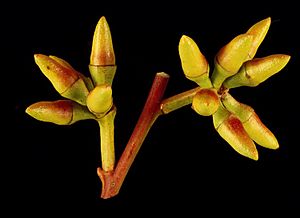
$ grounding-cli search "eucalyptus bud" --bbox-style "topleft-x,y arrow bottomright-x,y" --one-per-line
246,17 -> 271,60
224,54 -> 291,88
221,93 -> 279,149
192,88 -> 219,116
90,16 -> 115,66
49,55 -> 94,91
87,85 -> 113,116
26,100 -> 95,125
34,54 -> 89,105
89,16 -> 116,85
179,35 -> 212,88
213,106 -> 258,160
211,34 -> 253,89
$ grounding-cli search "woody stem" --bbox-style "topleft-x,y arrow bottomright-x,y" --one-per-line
98,72 -> 200,199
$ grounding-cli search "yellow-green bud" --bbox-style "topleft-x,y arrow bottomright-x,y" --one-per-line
49,55 -> 94,91
213,106 -> 258,160
90,16 -> 115,66
192,89 -> 219,116
211,34 -> 253,89
224,54 -> 291,88
87,85 -> 113,116
34,54 -> 90,105
243,113 -> 279,149
89,16 -> 117,86
222,93 -> 279,149
246,17 -> 271,60
221,93 -> 253,122
26,100 -> 95,125
179,35 -> 211,88
216,34 -> 253,73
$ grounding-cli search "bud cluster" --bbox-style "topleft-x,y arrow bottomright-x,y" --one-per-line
179,17 -> 290,160
26,17 -> 116,124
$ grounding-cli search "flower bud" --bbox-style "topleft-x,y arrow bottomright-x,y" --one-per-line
49,55 -> 94,91
34,54 -> 77,93
243,113 -> 279,149
217,34 -> 253,73
211,34 -> 253,89
179,35 -> 212,87
34,54 -> 90,105
246,17 -> 271,60
221,92 -> 253,122
90,16 -> 115,66
89,16 -> 117,86
192,88 -> 219,116
213,106 -> 258,160
87,85 -> 113,116
221,93 -> 279,149
224,54 -> 291,88
26,100 -> 95,125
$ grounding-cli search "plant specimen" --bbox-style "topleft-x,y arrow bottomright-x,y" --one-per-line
26,16 -> 290,199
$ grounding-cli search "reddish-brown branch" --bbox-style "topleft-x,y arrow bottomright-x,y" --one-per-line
98,72 -> 170,199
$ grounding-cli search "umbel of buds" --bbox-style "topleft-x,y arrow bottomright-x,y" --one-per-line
26,16 -> 117,172
179,17 -> 290,160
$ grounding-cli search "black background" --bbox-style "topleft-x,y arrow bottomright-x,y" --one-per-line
4,1 -> 299,215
